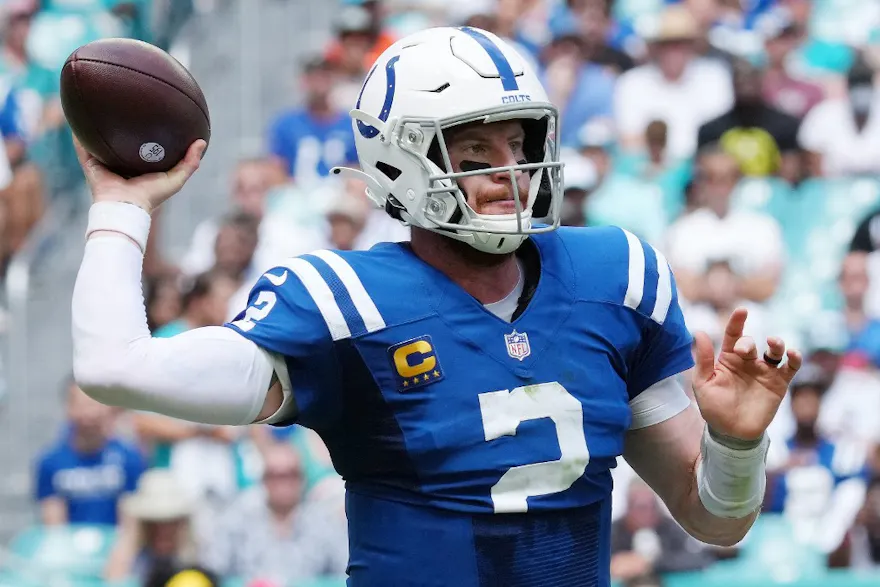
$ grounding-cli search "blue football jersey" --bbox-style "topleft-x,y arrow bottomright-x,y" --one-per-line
226,226 -> 694,587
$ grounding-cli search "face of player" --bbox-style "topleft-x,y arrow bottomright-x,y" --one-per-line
66,384 -> 116,446
445,120 -> 531,216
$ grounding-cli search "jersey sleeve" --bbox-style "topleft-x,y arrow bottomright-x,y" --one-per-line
623,235 -> 695,400
225,262 -> 343,428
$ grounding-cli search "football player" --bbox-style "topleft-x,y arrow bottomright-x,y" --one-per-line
73,27 -> 801,586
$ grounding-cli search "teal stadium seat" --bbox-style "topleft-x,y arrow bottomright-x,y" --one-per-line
7,525 -> 116,580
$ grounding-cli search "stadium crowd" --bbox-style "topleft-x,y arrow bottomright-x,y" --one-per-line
3,0 -> 880,586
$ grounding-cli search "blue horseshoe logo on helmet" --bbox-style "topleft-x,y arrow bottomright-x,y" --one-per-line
356,55 -> 400,139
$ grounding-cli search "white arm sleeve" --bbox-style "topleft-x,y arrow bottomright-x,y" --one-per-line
72,227 -> 275,426
629,375 -> 692,430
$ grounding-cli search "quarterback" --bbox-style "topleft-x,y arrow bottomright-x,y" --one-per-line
73,28 -> 801,586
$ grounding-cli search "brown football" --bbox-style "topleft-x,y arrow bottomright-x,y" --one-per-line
60,38 -> 210,178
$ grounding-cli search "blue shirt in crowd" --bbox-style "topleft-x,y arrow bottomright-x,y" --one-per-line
35,432 -> 147,525
268,109 -> 357,184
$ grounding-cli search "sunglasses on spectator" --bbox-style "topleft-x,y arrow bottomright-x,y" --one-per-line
264,468 -> 304,480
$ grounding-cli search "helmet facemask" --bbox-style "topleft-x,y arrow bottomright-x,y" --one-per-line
393,104 -> 564,255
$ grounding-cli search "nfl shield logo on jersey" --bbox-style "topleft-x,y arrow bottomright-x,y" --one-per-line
504,330 -> 531,361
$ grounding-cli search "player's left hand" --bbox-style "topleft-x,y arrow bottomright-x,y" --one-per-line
692,307 -> 802,442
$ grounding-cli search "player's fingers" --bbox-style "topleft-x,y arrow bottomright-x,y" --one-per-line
692,331 -> 716,385
720,307 -> 748,353
166,140 -> 205,188
764,336 -> 786,364
733,335 -> 758,360
73,137 -> 114,185
779,349 -> 803,384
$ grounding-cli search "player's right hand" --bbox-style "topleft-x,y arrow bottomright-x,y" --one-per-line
74,138 -> 207,214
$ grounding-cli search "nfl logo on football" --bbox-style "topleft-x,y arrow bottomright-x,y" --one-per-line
504,330 -> 531,361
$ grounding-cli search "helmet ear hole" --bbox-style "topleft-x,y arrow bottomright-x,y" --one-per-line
375,161 -> 402,181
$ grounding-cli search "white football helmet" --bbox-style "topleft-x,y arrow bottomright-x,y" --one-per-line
332,27 -> 563,255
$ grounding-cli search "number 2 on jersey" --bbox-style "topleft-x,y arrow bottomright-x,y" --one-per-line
230,291 -> 277,332
478,382 -> 590,513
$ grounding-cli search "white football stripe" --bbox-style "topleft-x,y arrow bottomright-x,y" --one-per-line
283,258 -> 351,341
622,229 -> 644,311
651,248 -> 673,325
311,249 -> 386,333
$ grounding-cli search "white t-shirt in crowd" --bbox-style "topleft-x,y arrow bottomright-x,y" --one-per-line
614,58 -> 734,159
798,97 -> 880,177
663,207 -> 785,280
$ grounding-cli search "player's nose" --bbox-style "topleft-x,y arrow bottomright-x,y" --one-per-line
488,149 -> 524,183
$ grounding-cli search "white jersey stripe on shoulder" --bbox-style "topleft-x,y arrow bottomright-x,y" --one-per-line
622,229 -> 645,311
651,248 -> 673,325
283,258 -> 352,341
311,249 -> 386,333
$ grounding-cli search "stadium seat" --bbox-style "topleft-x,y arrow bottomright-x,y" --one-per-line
7,525 -> 116,580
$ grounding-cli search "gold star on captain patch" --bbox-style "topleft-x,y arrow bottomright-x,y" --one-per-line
402,380 -> 409,387
423,374 -> 430,382
412,377 -> 419,385
432,370 -> 440,378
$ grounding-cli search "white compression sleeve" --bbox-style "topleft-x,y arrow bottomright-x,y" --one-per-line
72,204 -> 275,425
696,426 -> 769,519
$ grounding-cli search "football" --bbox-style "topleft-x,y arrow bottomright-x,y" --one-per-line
60,38 -> 211,178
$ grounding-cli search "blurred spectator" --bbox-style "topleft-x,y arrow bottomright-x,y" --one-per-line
842,476 -> 880,570
0,1 -> 63,142
837,253 -> 880,364
757,6 -> 824,119
542,34 -> 615,148
201,444 -> 347,584
799,57 -> 880,177
697,59 -> 802,182
145,275 -> 183,334
326,4 -> 396,114
152,272 -> 236,338
35,380 -> 146,526
614,5 -> 733,159
181,157 -> 320,281
570,0 -> 635,74
0,83 -> 40,267
105,469 -> 199,583
559,154 -> 596,227
212,211 -> 261,320
320,175 -> 409,250
681,260 -> 773,350
765,365 -> 871,554
664,146 -> 784,303
610,479 -> 714,582
614,119 -> 692,220
269,56 -> 357,184
574,119 -> 668,244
